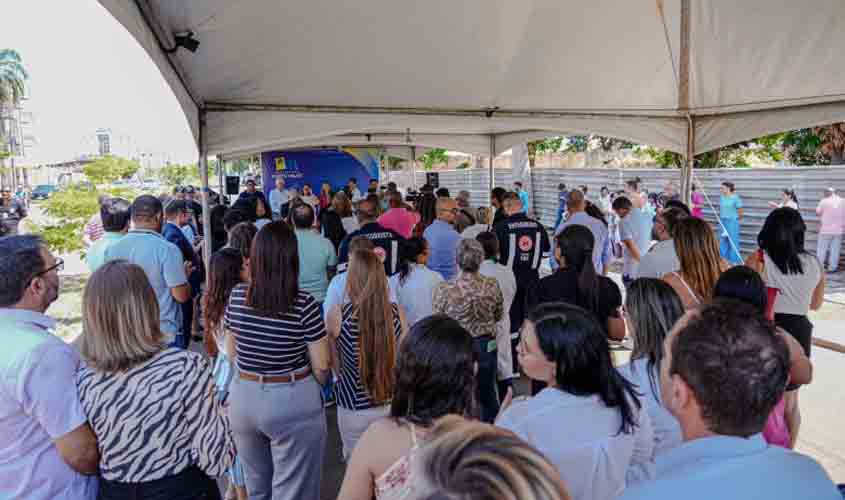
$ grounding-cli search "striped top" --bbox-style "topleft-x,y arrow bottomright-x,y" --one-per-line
77,348 -> 234,482
336,303 -> 402,411
225,283 -> 327,375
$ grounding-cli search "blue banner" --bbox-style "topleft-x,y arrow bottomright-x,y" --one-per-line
260,147 -> 380,197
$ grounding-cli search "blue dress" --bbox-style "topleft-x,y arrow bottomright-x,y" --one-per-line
719,194 -> 743,264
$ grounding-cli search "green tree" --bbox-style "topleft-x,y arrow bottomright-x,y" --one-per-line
527,137 -> 564,167
83,156 -> 140,185
419,148 -> 448,170
158,163 -> 192,187
0,49 -> 27,108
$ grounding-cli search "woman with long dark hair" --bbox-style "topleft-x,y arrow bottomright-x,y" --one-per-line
327,250 -> 408,458
497,302 -> 653,499
618,278 -> 685,458
389,237 -> 444,326
202,248 -> 248,500
745,208 -> 824,448
337,315 -> 476,500
225,222 -> 331,500
526,225 -> 624,341
414,192 -> 438,237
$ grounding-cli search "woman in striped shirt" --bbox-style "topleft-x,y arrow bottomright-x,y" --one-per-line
327,249 -> 408,459
77,261 -> 233,500
225,221 -> 331,500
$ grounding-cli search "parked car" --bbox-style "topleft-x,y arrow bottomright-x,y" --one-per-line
31,184 -> 59,200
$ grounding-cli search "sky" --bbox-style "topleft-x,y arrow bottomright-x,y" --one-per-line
1,0 -> 197,164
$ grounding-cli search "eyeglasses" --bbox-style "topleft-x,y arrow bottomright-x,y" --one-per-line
35,257 -> 64,277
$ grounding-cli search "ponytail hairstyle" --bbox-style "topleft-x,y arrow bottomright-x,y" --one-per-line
555,225 -> 600,317
783,188 -> 799,208
397,237 -> 427,286
528,302 -> 641,435
346,249 -> 396,404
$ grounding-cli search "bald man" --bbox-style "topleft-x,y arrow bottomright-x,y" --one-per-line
551,190 -> 611,274
424,197 -> 461,280
337,198 -> 405,276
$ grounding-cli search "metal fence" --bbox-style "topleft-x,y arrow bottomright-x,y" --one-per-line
418,166 -> 845,261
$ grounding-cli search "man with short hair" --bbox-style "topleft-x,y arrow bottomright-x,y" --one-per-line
424,197 -> 462,280
435,187 -> 451,199
637,207 -> 687,279
816,187 -> 845,273
368,178 -> 379,194
269,176 -> 291,220
162,200 -> 203,348
513,181 -> 530,214
0,236 -> 99,499
0,186 -> 28,236
86,197 -> 131,272
554,183 -> 569,229
613,195 -> 653,286
493,191 -> 550,370
238,178 -> 268,208
337,198 -> 405,276
490,187 -> 507,227
552,190 -> 611,274
620,299 -> 840,500
292,203 -> 337,303
105,195 -> 191,345
347,177 -> 363,202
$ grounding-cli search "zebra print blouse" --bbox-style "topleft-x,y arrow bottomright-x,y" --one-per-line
77,348 -> 234,482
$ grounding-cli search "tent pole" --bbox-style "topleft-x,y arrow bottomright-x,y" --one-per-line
681,115 -> 694,205
488,135 -> 496,207
410,146 -> 417,190
199,109 -> 212,274
216,154 -> 225,203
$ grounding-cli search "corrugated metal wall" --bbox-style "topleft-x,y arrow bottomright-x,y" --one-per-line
418,166 -> 845,259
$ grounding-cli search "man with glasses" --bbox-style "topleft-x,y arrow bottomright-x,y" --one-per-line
0,187 -> 28,237
424,197 -> 462,280
0,236 -> 99,499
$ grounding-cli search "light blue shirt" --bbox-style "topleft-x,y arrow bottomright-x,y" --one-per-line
619,434 -> 840,500
552,211 -> 611,274
269,188 -> 290,215
295,228 -> 338,302
518,190 -> 530,214
497,388 -> 654,500
104,229 -> 187,339
619,207 -> 654,277
323,271 -> 398,322
618,358 -> 682,458
720,194 -> 743,220
0,309 -> 97,500
424,219 -> 461,280
389,264 -> 444,326
86,232 -> 125,272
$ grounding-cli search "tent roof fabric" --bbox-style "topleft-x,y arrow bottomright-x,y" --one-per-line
100,1 -> 845,157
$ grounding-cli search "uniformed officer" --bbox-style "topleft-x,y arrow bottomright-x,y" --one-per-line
0,187 -> 28,237
338,197 -> 405,276
493,191 -> 550,371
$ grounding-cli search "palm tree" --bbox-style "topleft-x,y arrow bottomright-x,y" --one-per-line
0,49 -> 28,107
0,49 -> 28,188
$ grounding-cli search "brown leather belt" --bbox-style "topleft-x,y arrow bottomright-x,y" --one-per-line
239,368 -> 312,384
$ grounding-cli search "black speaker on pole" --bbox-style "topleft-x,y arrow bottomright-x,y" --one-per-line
225,176 -> 240,195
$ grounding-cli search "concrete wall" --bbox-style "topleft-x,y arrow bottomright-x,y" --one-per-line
417,166 -> 845,259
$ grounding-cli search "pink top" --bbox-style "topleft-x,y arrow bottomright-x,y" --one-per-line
816,195 -> 845,235
375,423 -> 420,500
378,208 -> 420,239
691,192 -> 705,218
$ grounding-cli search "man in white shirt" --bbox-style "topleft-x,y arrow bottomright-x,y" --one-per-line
816,187 -> 845,272
347,177 -> 364,203
637,207 -> 687,279
269,176 -> 291,220
620,300 -> 840,500
614,196 -> 653,286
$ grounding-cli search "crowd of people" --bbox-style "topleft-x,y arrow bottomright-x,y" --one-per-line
2,173 -> 844,500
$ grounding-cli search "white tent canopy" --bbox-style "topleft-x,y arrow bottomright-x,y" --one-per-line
99,0 -> 845,159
